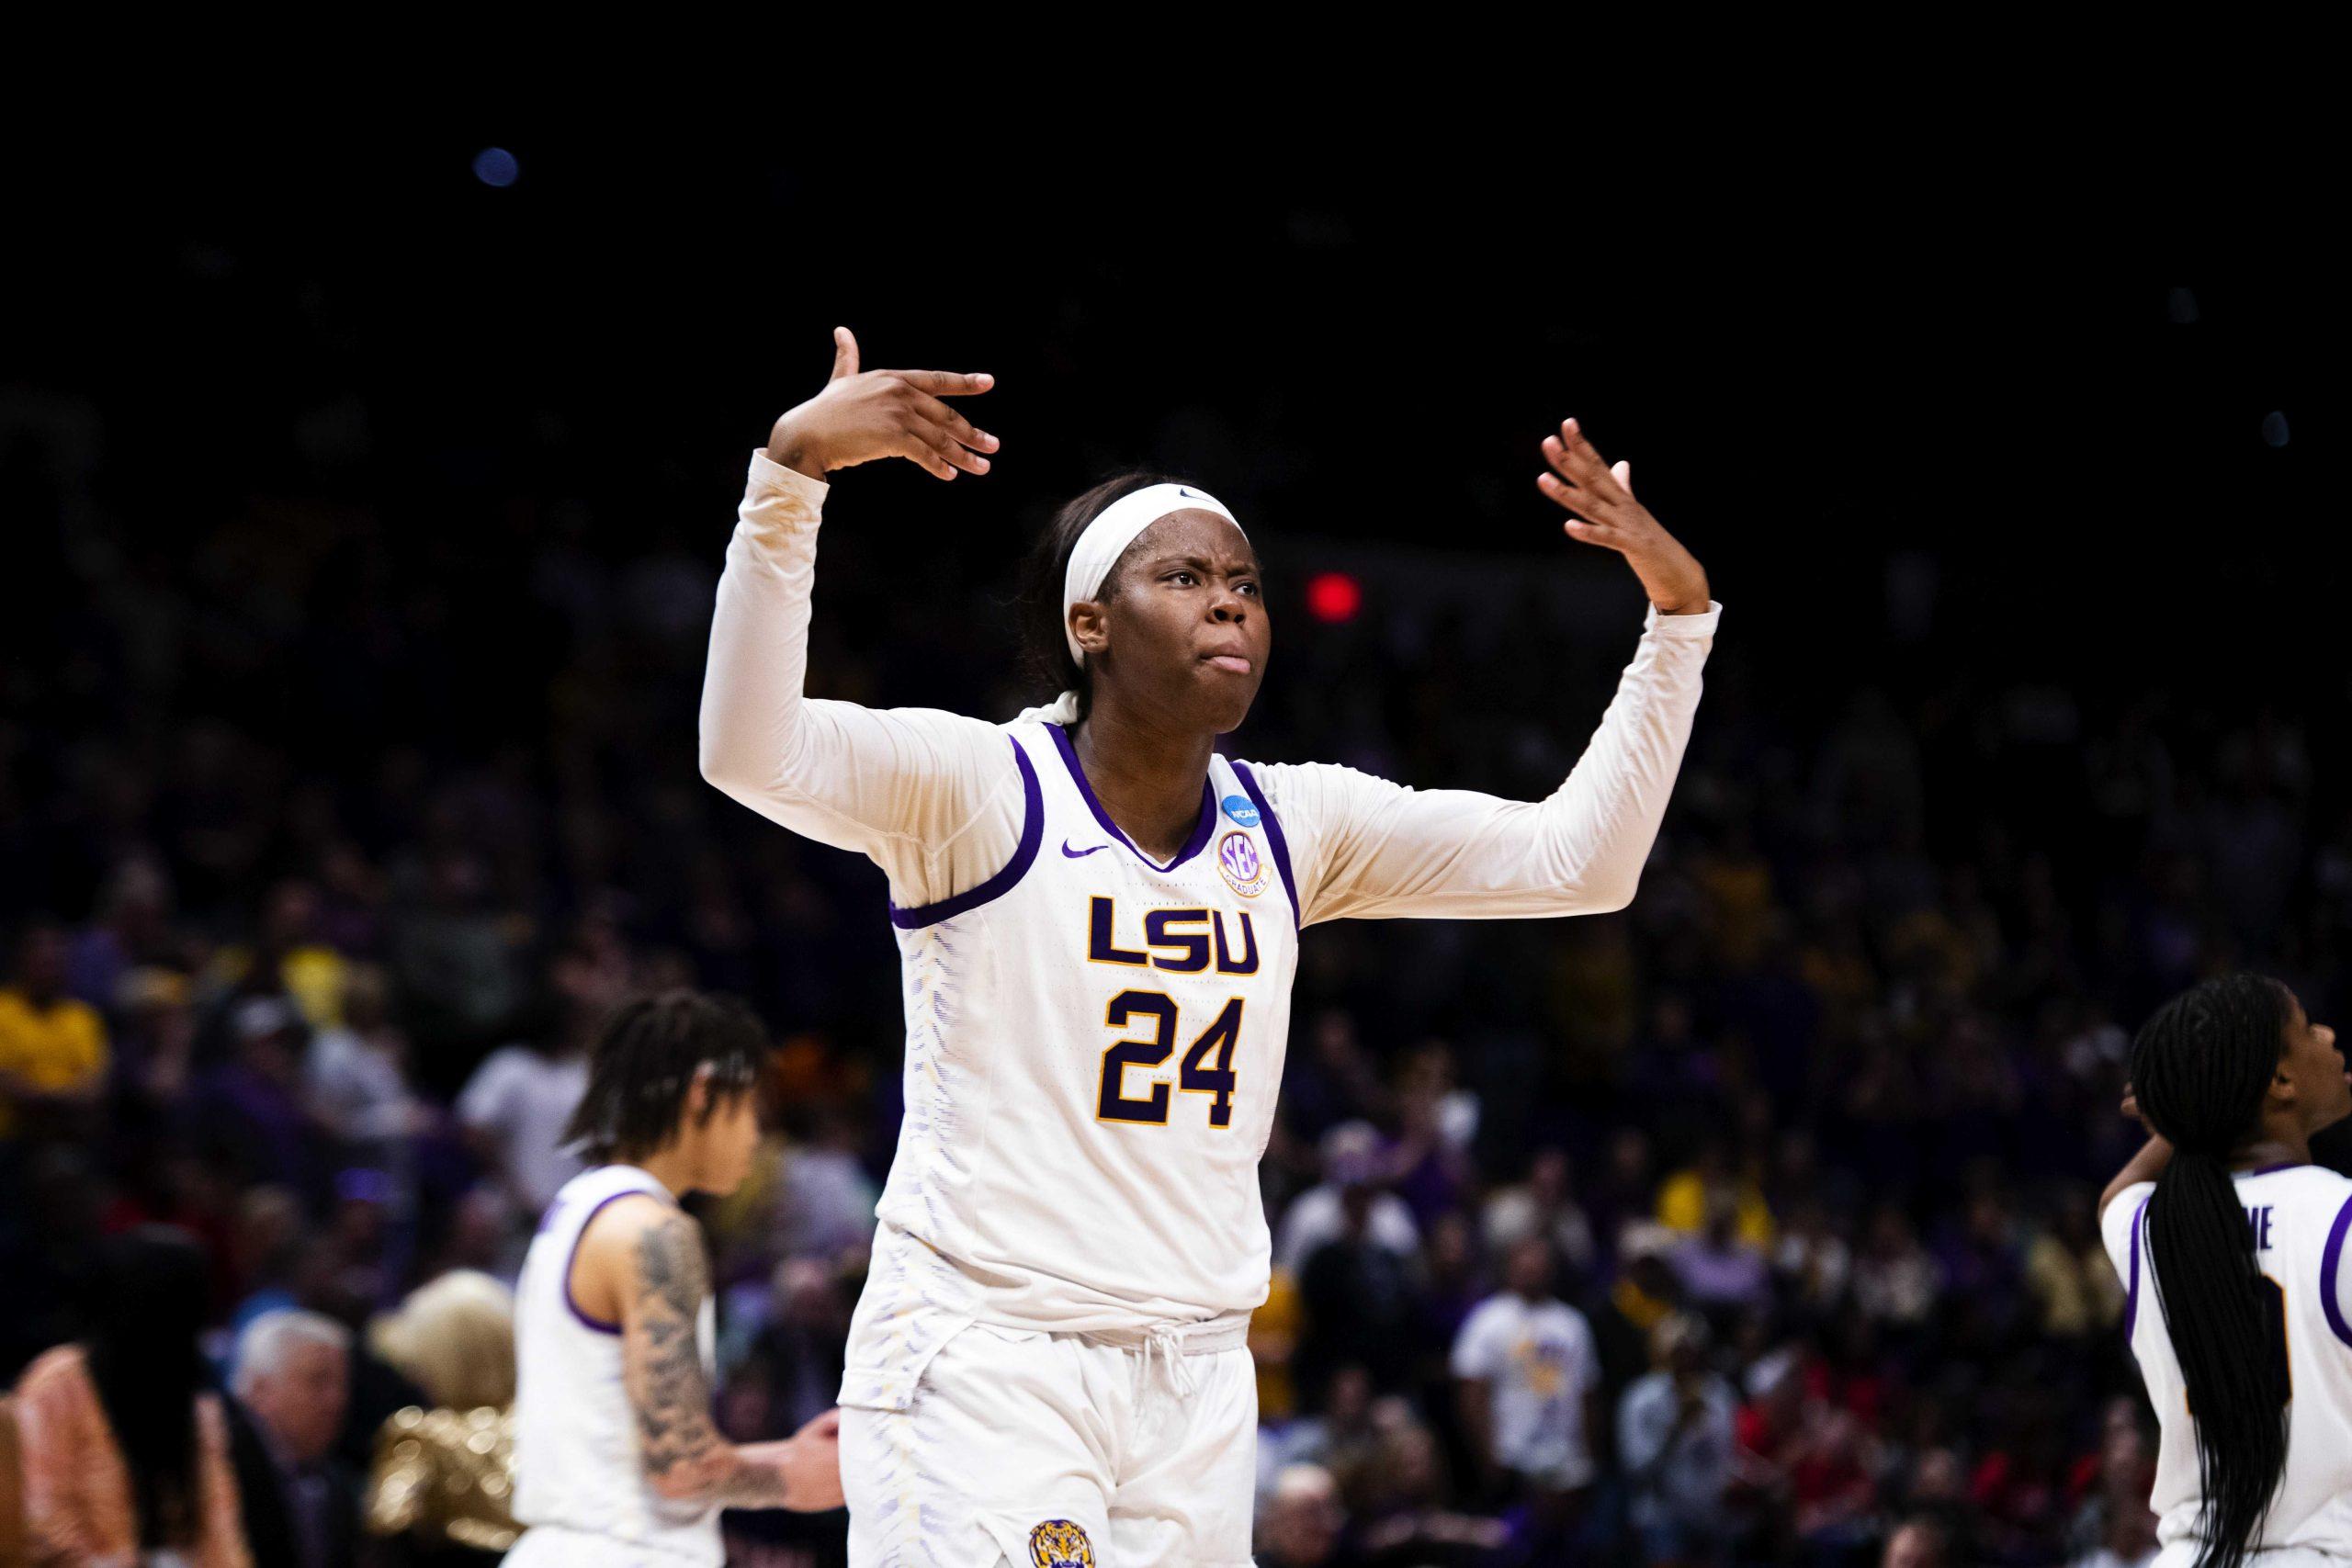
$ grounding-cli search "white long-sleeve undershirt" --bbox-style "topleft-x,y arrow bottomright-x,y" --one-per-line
699,450 -> 1719,926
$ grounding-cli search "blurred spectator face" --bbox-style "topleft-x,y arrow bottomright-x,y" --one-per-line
1428,1211 -> 1474,1279
16,925 -> 69,999
1380,1424 -> 1444,1506
1608,1127 -> 1651,1190
232,997 -> 301,1081
1326,1364 -> 1374,1427
264,879 -> 319,948
1909,1448 -> 1965,1505
245,1337 -> 349,1464
1261,1464 -> 1342,1565
342,963 -> 391,1035
1505,1235 -> 1555,1299
1530,1147 -> 1572,1204
1883,1521 -> 1948,1568
236,1186 -> 304,1275
553,942 -> 629,1023
1655,1311 -> 1711,1375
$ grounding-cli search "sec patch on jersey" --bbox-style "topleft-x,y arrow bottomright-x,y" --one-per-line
1217,830 -> 1270,897
1028,1518 -> 1096,1566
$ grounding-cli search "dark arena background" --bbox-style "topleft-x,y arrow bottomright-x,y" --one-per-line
2,126 -> 2344,1567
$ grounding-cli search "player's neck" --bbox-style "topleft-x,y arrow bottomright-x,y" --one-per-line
628,1144 -> 700,1201
1069,699 -> 1216,863
2230,1131 -> 2310,1172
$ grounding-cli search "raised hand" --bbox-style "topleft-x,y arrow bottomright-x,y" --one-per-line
766,327 -> 998,483
1537,417 -> 1710,615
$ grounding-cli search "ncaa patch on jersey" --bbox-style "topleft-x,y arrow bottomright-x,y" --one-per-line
1028,1518 -> 1096,1566
1220,793 -> 1261,828
1217,829 -> 1271,897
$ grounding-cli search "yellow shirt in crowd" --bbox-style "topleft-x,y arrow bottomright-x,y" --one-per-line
0,988 -> 109,1139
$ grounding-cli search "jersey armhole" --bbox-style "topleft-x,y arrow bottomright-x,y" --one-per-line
886,736 -> 1043,930
567,1190 -> 673,1335
2320,1190 -> 2352,1348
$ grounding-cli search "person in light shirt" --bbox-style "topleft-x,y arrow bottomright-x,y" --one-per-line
1452,1235 -> 1604,1507
700,327 -> 1718,1564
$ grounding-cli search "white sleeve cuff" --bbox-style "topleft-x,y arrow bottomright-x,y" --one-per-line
1644,598 -> 1722,637
748,448 -> 831,504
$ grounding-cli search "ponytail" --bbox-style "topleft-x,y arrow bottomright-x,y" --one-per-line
2130,973 -> 2295,1568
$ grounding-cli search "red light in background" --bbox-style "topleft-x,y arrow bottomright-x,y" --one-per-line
1306,571 -> 1362,624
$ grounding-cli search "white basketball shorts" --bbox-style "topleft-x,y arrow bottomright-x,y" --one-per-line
841,1317 -> 1258,1566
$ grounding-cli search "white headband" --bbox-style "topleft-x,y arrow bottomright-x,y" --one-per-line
1060,482 -> 1244,665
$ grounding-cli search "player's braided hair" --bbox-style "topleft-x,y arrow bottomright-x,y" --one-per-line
1018,469 -> 1186,722
2129,972 -> 2295,1568
561,989 -> 769,1164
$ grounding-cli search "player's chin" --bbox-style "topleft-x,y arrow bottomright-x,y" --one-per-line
1200,683 -> 1261,736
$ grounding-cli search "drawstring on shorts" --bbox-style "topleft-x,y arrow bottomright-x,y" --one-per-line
1136,1322 -> 1199,1400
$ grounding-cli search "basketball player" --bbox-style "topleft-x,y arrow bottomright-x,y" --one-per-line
698,329 -> 1719,1565
505,990 -> 843,1568
2102,974 -> 2352,1568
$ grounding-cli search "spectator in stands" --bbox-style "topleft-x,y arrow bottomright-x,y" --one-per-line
1277,1121 -> 1421,1276
1618,1313 -> 1737,1567
13,1227 -> 248,1567
0,921 -> 108,1144
227,1310 -> 358,1568
1258,1461 -> 1349,1568
455,937 -> 619,1230
1299,1168 -> 1426,1401
1453,1235 -> 1603,1515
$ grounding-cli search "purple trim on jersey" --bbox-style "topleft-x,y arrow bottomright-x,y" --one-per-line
2246,1162 -> 2306,1177
564,1188 -> 662,1335
888,738 -> 1044,930
2124,1196 -> 2147,1340
1229,761 -> 1298,928
2321,1191 -> 2352,1349
1046,722 -> 1216,874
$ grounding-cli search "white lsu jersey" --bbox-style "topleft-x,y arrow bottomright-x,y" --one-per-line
841,720 -> 1300,1410
513,1164 -> 721,1566
2105,1163 -> 2352,1562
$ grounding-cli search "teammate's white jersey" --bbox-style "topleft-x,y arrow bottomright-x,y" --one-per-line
513,1164 -> 720,1566
699,451 -> 1720,1416
2104,1164 -> 2352,1562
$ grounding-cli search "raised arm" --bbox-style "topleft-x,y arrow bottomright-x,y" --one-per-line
1261,418 -> 1715,924
595,1201 -> 842,1512
698,329 -> 1022,902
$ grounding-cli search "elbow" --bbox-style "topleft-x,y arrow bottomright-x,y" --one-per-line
696,730 -> 737,795
1579,870 -> 1642,916
696,724 -> 762,803
647,1463 -> 714,1506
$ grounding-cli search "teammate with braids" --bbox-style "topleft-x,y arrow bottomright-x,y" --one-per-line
699,330 -> 1718,1563
2103,974 -> 2352,1568
504,989 -> 843,1568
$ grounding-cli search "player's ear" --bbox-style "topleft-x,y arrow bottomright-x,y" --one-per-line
684,1062 -> 718,1122
1069,600 -> 1111,660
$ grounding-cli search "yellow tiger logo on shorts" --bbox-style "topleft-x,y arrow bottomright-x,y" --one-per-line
1028,1518 -> 1096,1567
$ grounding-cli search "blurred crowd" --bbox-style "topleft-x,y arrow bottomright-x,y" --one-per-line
6,389 -> 2352,1568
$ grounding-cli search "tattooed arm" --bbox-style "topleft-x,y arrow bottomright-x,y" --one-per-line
577,1198 -> 844,1512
